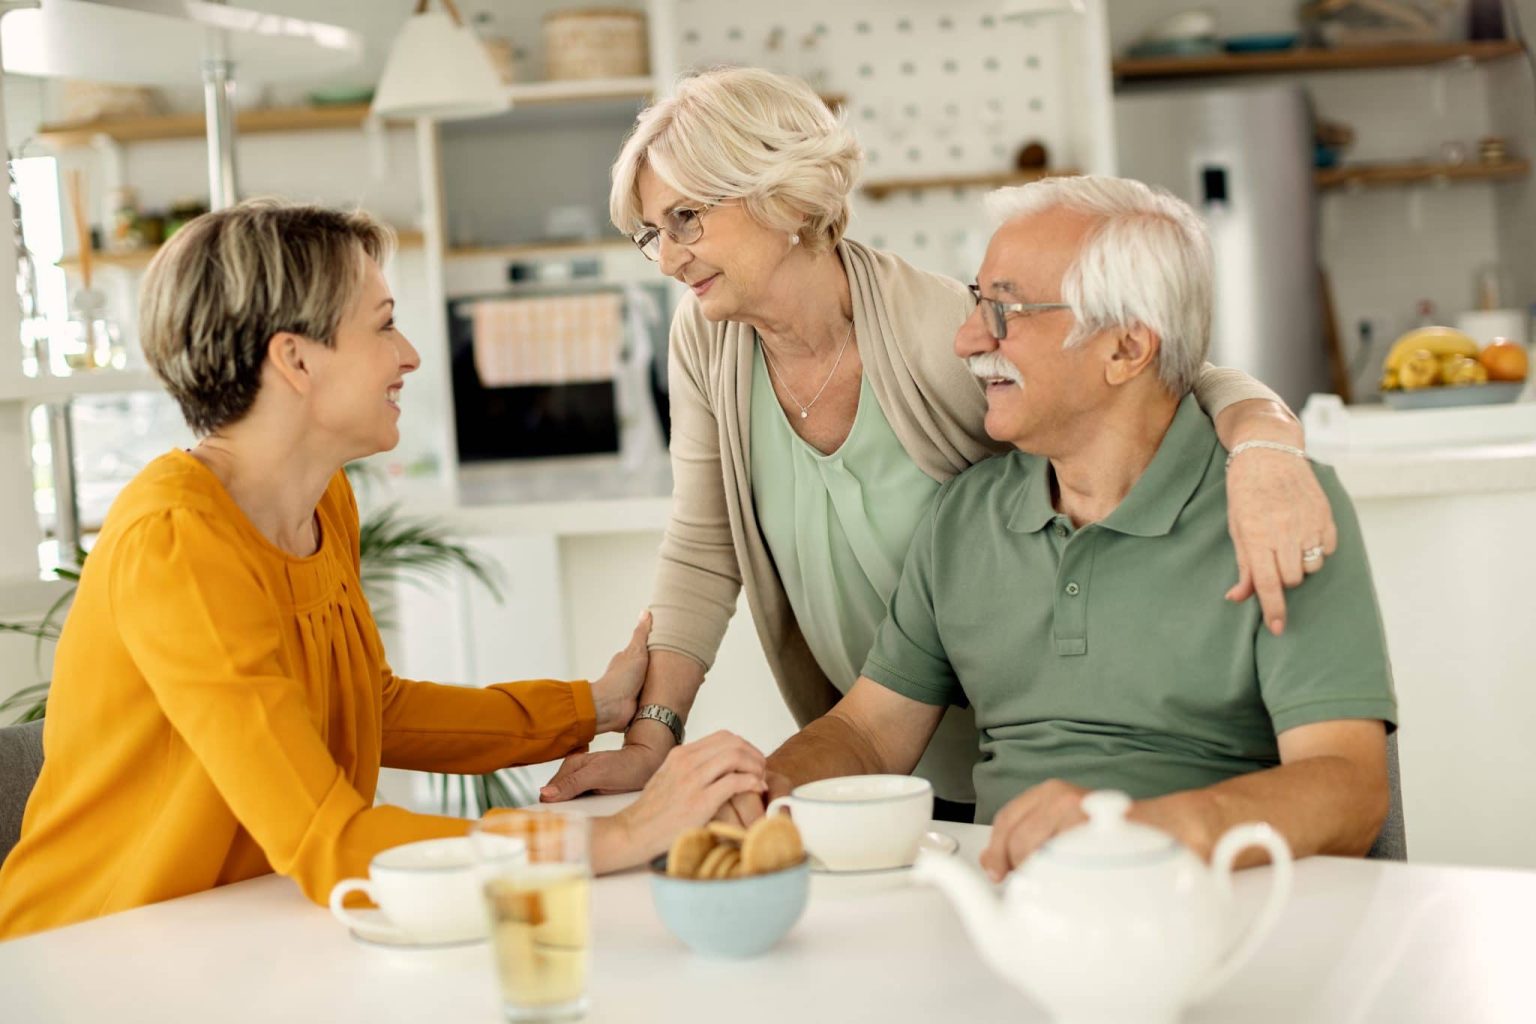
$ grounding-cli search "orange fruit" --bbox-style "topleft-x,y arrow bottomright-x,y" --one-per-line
1479,339 -> 1529,382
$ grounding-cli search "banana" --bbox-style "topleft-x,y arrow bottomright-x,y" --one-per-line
1385,327 -> 1479,372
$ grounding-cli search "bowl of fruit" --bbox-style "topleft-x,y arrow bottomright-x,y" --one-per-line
1380,328 -> 1528,409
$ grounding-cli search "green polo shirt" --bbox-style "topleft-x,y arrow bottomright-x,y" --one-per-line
863,394 -> 1398,825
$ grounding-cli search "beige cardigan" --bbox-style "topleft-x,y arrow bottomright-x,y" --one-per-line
649,238 -> 1279,730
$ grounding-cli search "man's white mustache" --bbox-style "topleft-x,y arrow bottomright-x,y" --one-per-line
967,353 -> 1022,385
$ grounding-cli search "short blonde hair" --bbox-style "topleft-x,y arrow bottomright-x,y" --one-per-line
984,176 -> 1212,396
609,67 -> 863,253
139,199 -> 395,436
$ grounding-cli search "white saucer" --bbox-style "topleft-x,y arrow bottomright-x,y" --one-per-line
809,830 -> 960,875
345,909 -> 486,951
807,831 -> 959,897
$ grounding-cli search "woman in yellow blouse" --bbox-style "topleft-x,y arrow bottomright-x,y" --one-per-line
0,201 -> 768,940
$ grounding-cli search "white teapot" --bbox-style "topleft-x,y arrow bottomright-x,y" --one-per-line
914,790 -> 1293,1024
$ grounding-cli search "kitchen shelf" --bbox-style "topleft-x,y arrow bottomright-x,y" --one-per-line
36,103 -> 394,148
58,230 -> 424,271
1113,40 -> 1524,80
861,168 -> 1077,201
37,85 -> 844,147
445,237 -> 636,261
1316,158 -> 1530,190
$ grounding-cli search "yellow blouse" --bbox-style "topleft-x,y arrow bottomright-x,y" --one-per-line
0,451 -> 594,939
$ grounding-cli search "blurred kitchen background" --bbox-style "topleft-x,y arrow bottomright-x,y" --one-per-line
1,1 -> 1534,869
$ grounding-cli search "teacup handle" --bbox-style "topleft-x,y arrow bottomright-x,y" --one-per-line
329,878 -> 392,937
765,796 -> 795,819
1191,822 -> 1294,1002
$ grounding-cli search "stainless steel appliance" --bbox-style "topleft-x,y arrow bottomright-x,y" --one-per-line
1115,83 -> 1331,410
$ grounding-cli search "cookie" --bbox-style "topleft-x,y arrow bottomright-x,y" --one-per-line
741,812 -> 804,875
667,828 -> 715,878
706,848 -> 741,880
706,821 -> 748,844
696,843 -> 735,881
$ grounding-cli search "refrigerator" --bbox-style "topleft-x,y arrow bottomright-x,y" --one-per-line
1114,83 -> 1331,411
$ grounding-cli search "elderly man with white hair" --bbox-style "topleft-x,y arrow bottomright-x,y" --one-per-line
755,175 -> 1398,876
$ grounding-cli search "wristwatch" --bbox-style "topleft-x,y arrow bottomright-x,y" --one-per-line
631,703 -> 685,746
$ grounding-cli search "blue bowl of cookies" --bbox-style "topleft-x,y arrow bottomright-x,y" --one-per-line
649,815 -> 809,958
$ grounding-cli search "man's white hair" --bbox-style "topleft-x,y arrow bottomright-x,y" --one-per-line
983,175 -> 1212,395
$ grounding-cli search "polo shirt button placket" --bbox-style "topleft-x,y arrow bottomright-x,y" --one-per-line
1053,533 -> 1092,657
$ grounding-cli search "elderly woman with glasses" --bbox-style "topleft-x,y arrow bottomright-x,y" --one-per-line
539,67 -> 1339,824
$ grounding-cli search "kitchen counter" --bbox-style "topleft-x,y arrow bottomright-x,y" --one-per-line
1318,439 -> 1536,498
1299,397 -> 1536,870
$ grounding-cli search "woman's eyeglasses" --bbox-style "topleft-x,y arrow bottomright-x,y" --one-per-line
968,283 -> 1071,340
631,205 -> 715,261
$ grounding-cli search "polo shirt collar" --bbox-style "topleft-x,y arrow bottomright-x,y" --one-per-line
1099,393 -> 1216,538
1004,393 -> 1215,538
1006,451 -> 1058,534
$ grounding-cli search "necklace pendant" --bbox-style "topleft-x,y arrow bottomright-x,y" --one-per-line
799,409 -> 809,419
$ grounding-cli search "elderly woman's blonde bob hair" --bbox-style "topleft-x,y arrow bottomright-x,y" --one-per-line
609,67 -> 863,254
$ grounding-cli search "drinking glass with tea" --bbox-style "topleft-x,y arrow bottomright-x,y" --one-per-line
472,809 -> 592,1023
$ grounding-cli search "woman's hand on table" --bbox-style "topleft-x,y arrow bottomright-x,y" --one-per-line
591,732 -> 768,874
540,742 -> 667,802
589,612 -> 652,735
1215,400 -> 1337,636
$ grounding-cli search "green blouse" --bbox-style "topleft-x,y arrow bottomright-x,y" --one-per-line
750,343 -> 978,802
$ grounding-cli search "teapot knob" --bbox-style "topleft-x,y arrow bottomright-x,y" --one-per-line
1081,790 -> 1132,828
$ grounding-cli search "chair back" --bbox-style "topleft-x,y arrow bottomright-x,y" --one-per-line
1366,731 -> 1407,861
0,719 -> 45,866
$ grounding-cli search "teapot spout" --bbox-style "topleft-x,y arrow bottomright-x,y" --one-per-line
912,849 -> 1017,980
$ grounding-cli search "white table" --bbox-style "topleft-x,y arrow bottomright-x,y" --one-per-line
2,794 -> 1532,1023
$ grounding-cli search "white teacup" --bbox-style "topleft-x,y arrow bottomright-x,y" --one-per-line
328,837 -> 485,944
767,775 -> 933,872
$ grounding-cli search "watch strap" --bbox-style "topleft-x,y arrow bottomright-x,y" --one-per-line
632,703 -> 685,745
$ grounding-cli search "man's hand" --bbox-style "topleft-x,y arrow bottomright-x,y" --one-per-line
540,741 -> 666,802
981,781 -> 1223,881
711,769 -> 792,829
979,779 -> 1092,881
589,611 -> 651,734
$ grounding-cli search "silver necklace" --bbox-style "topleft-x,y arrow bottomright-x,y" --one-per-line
761,319 -> 854,420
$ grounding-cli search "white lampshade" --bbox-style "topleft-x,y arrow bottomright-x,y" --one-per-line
371,9 -> 508,121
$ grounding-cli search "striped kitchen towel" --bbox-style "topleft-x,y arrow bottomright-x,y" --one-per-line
470,292 -> 623,387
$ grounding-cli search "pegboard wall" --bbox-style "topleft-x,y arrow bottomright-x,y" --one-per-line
671,0 -> 1113,278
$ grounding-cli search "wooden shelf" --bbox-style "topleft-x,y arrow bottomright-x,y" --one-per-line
57,233 -> 641,271
1316,158 -> 1530,190
36,103 -> 394,148
37,83 -> 845,147
58,230 -> 423,272
861,168 -> 1076,201
446,237 -> 636,261
1114,40 -> 1524,80
505,77 -> 653,107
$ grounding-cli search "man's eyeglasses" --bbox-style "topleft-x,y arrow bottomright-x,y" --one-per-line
968,283 -> 1071,340
630,204 -> 715,261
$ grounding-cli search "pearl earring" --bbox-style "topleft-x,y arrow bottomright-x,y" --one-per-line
790,233 -> 800,245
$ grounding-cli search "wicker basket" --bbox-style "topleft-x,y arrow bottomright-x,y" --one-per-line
543,8 -> 649,81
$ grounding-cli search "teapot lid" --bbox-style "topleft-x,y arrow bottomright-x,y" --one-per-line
1038,791 -> 1178,865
